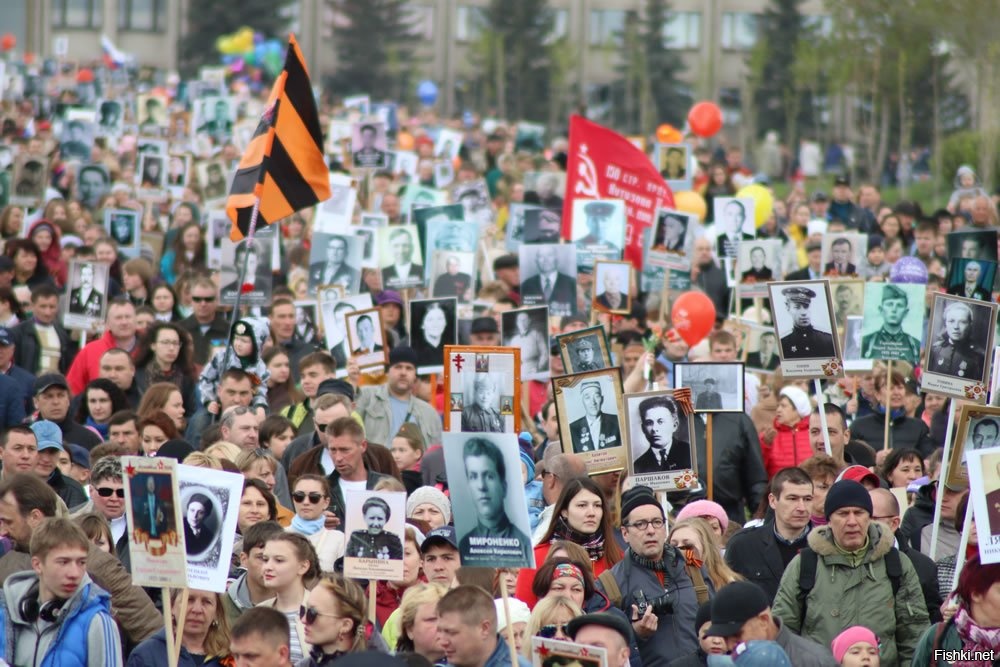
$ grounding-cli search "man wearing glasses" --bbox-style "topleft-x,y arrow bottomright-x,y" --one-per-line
179,276 -> 228,370
597,485 -> 702,666
79,457 -> 128,558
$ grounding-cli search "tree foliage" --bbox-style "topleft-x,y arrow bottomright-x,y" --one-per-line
179,0 -> 293,77
329,0 -> 419,102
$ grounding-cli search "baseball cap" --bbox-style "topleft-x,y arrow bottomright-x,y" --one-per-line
30,420 -> 64,452
67,443 -> 90,469
470,317 -> 499,334
836,465 -> 881,489
420,525 -> 457,553
376,290 -> 403,307
317,378 -> 355,401
733,640 -> 792,667
704,582 -> 769,637
34,373 -> 69,396
834,175 -> 850,187
0,328 -> 12,346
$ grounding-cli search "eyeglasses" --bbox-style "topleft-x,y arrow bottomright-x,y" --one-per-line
191,296 -> 216,303
316,422 -> 332,433
537,624 -> 567,639
292,491 -> 327,504
299,605 -> 340,625
95,487 -> 125,498
624,518 -> 666,531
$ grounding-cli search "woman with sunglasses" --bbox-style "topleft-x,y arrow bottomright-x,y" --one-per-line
299,574 -> 388,665
286,474 -> 345,574
258,532 -> 320,663
126,588 -> 232,667
521,596 -> 582,658
393,582 -> 448,663
516,477 -> 623,607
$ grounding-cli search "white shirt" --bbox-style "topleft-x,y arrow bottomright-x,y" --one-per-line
320,448 -> 334,475
110,514 -> 127,545
586,414 -> 602,448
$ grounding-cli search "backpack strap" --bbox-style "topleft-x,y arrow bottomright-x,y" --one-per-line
685,564 -> 710,606
597,570 -> 622,609
885,547 -> 902,597
796,547 -> 818,623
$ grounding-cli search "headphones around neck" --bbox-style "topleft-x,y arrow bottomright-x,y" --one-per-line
19,584 -> 66,623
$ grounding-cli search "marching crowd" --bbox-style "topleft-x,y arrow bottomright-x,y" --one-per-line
0,52 -> 997,667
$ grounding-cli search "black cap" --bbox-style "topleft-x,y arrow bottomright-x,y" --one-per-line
704,582 -> 769,637
811,191 -> 829,203
493,254 -> 518,271
566,612 -> 635,645
559,314 -> 589,330
0,327 -> 12,346
34,373 -> 69,396
834,175 -> 850,187
155,439 -> 194,462
824,479 -> 873,519
620,485 -> 661,522
317,378 -> 355,401
470,317 -> 499,334
389,346 -> 418,368
420,525 -> 457,553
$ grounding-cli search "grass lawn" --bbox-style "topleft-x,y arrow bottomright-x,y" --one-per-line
772,177 -> 948,212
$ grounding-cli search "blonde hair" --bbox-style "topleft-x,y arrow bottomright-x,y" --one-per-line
313,574 -> 368,653
522,595 -> 582,658
182,452 -> 222,469
171,589 -> 231,660
204,441 -> 242,463
396,583 -> 449,652
234,449 -> 279,475
669,517 -> 743,590
373,476 -> 406,493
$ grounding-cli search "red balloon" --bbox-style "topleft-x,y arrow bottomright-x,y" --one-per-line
688,101 -> 723,138
77,68 -> 94,84
671,291 -> 716,347
0,34 -> 14,52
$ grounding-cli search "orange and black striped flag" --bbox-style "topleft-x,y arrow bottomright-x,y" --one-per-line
226,34 -> 330,241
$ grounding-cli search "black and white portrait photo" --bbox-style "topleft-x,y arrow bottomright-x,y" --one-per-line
137,153 -> 165,194
738,239 -> 783,293
713,197 -> 755,259
519,244 -> 577,317
308,233 -> 363,296
62,261 -> 109,331
557,326 -> 610,374
409,297 -> 458,374
166,154 -> 190,188
11,154 -> 47,206
648,208 -> 695,270
293,301 -> 319,345
442,432 -> 534,568
460,372 -> 506,433
430,251 -> 475,302
379,226 -> 425,290
435,129 -> 463,161
194,96 -> 234,139
522,208 -> 563,245
343,491 -> 406,580
505,203 -> 536,251
947,258 -> 996,301
948,229 -> 1000,262
425,215 -> 480,267
592,260 -> 632,315
314,173 -> 357,233
198,160 -> 229,203
656,143 -> 691,192
320,294 -> 374,371
97,99 -> 123,135
60,119 -> 95,162
183,492 -> 218,556
922,293 -> 997,400
137,94 -> 168,134
104,209 -> 140,252
345,307 -> 387,370
501,307 -> 550,379
351,121 -> 388,169
444,347 -> 520,433
832,281 -> 864,329
219,232 -> 275,307
625,390 -> 697,492
768,281 -> 838,361
674,363 -> 745,413
745,329 -> 781,373
453,179 -> 494,226
571,199 -> 626,269
558,374 -> 623,454
76,164 -> 110,211
947,406 -> 1000,489
821,233 -> 866,278
525,171 -> 565,209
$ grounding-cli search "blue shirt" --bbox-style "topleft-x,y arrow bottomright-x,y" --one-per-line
388,395 -> 410,437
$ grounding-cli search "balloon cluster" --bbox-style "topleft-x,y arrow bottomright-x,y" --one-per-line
216,27 -> 284,78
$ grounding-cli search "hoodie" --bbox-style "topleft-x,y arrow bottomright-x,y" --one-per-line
197,316 -> 271,409
0,569 -> 121,667
948,165 -> 989,209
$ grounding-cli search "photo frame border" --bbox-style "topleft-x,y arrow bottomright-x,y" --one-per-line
623,388 -> 699,493
552,366 -> 627,475
591,259 -> 633,315
343,306 -> 389,372
921,292 -> 998,403
673,362 -> 746,414
442,345 -> 522,434
767,279 -> 844,379
556,325 -> 612,374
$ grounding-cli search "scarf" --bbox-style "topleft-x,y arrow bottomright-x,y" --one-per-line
291,515 -> 325,536
307,646 -> 346,667
85,416 -> 110,440
552,515 -> 605,562
874,404 -> 907,421
954,605 -> 1000,655
629,547 -> 671,573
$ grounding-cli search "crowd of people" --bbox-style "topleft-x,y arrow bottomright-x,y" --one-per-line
0,51 -> 996,667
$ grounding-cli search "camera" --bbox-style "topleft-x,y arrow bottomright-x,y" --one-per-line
633,589 -> 675,618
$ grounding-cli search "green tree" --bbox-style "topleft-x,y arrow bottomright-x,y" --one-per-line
329,0 -> 419,102
640,0 -> 689,127
479,0 -> 555,121
178,0 -> 294,77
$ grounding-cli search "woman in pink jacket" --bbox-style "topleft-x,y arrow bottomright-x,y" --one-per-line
760,385 -> 813,478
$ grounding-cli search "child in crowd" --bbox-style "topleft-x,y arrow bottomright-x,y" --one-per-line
198,317 -> 270,418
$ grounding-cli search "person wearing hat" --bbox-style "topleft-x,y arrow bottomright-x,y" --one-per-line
565,612 -> 633,667
461,373 -> 504,433
30,419 -> 88,510
491,254 -> 520,299
570,335 -> 603,372
575,200 -> 621,255
927,299 -> 986,381
702,581 -> 835,666
860,284 -> 921,365
695,377 -> 722,411
596,485 -> 702,664
352,122 -> 387,169
771,480 -> 929,666
777,286 -> 835,359
469,316 -> 500,346
568,379 -> 621,453
355,346 -> 441,450
420,526 -> 462,587
33,373 -> 100,450
521,245 -> 577,317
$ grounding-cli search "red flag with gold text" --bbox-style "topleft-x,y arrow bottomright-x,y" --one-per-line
561,115 -> 674,269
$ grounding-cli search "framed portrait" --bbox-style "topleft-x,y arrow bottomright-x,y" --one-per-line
821,233 -> 866,279
435,161 -> 454,189
842,316 -> 873,372
166,153 -> 190,190
442,432 -> 534,568
10,153 -> 48,207
62,260 -> 110,331
552,367 -> 626,474
713,197 -> 756,258
75,163 -> 110,212
361,212 -> 388,228
737,239 -> 783,298
443,345 -> 521,434
320,293 -> 373,374
409,297 -> 458,374
738,320 -> 780,374
345,307 -> 389,372
430,250 -> 476,302
453,179 -> 494,226
425,213 -> 480,264
401,184 -> 447,217
647,208 -> 696,271
412,202 -> 464,235
137,137 -> 168,157
59,118 -> 95,163
922,293 -> 998,402
122,456 -> 187,588
531,637 -> 608,667
350,226 -> 378,270
591,260 -> 632,315
343,490 -> 406,580
314,173 -> 357,234
947,229 -> 999,262
434,128 -> 463,161
519,244 -> 578,317
197,160 -> 230,205
308,233 -> 363,296
571,199 -> 626,270
136,93 -> 168,133
505,203 -> 537,251
136,152 -> 167,200
378,225 -> 425,291
104,208 -> 141,257
946,404 -> 1000,489
947,257 -> 997,301
655,142 -> 691,192
966,446 -> 1000,563
218,226 -> 276,307
176,464 -> 243,592
860,283 -> 925,364
831,280 -> 865,330
501,306 -> 551,380
96,99 -> 124,136
623,389 -> 698,493
292,300 -> 321,346
393,150 -> 419,181
766,280 -> 843,379
674,363 -> 745,413
193,96 -> 234,139
205,209 -> 229,270
351,121 -> 388,169
557,325 -> 611,374
524,171 -> 566,203
344,94 -> 371,116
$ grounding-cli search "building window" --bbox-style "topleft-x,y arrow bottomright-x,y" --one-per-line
589,10 -> 625,47
52,0 -> 101,29
547,9 -> 568,43
118,0 -> 167,32
409,5 -> 435,41
455,6 -> 487,43
663,12 -> 701,49
803,14 -> 832,38
720,13 -> 758,50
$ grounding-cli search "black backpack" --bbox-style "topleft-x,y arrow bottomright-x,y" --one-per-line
797,546 -> 902,619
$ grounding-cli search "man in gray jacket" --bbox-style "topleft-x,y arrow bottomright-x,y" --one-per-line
355,346 -> 441,447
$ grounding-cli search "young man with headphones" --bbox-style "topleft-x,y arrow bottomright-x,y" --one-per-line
0,517 -> 121,665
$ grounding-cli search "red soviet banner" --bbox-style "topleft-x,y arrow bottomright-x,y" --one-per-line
561,115 -> 674,269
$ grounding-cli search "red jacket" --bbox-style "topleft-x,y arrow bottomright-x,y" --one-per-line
760,416 -> 812,479
514,541 -> 614,609
66,330 -> 121,395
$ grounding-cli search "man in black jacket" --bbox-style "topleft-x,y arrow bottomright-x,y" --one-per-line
725,467 -> 814,602
785,241 -> 823,281
687,412 -> 768,523
178,277 -> 229,369
691,237 -> 729,325
12,285 -> 77,375
30,420 -> 87,510
33,373 -> 101,451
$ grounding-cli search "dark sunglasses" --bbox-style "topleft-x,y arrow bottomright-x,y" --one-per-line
292,491 -> 327,504
537,624 -> 567,639
299,605 -> 338,625
316,422 -> 331,433
95,487 -> 125,498
191,296 -> 215,303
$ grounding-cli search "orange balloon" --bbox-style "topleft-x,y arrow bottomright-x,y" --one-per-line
671,291 -> 716,346
673,191 -> 707,222
688,101 -> 723,138
396,131 -> 415,151
656,124 -> 683,144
